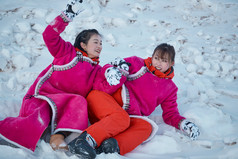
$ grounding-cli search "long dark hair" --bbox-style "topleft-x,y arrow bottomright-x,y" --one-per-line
74,29 -> 101,52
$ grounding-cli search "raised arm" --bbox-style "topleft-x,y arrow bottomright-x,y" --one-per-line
42,0 -> 84,58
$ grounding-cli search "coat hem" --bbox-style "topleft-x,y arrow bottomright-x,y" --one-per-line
129,115 -> 158,143
0,134 -> 34,153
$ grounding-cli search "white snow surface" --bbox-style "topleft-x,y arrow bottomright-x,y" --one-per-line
0,0 -> 238,158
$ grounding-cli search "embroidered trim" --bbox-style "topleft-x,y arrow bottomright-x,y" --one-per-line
119,68 -> 129,77
35,68 -> 54,95
60,12 -> 71,23
127,66 -> 148,81
76,52 -> 98,65
33,52 -> 97,133
121,84 -> 130,110
34,95 -> 57,134
178,119 -> 185,130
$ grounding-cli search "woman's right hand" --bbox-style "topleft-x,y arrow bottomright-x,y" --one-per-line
180,119 -> 200,140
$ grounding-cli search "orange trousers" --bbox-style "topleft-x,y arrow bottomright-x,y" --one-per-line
86,90 -> 152,155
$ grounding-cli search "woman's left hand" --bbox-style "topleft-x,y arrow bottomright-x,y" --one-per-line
105,67 -> 122,86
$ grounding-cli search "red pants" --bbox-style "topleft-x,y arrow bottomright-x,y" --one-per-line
86,90 -> 152,155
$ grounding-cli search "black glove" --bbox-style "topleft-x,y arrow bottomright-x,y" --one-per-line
180,120 -> 200,140
110,57 -> 131,72
61,0 -> 84,22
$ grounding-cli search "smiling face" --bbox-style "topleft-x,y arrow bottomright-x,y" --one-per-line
80,34 -> 102,59
152,51 -> 174,73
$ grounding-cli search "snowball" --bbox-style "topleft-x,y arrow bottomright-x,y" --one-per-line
137,135 -> 181,154
187,85 -> 199,99
32,8 -> 48,18
232,70 -> 238,77
176,35 -> 187,44
112,18 -> 127,27
220,62 -> 233,75
147,20 -> 159,27
131,3 -> 145,13
193,78 -> 206,92
98,0 -> 109,7
203,61 -> 211,70
14,33 -> 25,44
197,30 -> 203,36
224,75 -> 235,82
186,64 -> 197,73
0,56 -> 8,71
194,55 -> 204,65
206,89 -> 218,99
7,77 -> 17,90
45,12 -> 58,24
15,22 -> 31,32
1,49 -> 11,58
199,92 -> 209,102
15,72 -> 37,85
12,54 -> 30,70
32,23 -> 45,33
105,33 -> 116,46
211,62 -> 220,72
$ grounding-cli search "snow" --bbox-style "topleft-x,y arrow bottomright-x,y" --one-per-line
0,0 -> 238,158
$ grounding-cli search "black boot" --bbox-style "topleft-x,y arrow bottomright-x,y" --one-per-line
68,131 -> 96,159
96,138 -> 120,154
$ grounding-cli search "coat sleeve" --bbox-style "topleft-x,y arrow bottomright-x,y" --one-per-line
42,15 -> 75,58
160,83 -> 185,129
93,64 -> 128,95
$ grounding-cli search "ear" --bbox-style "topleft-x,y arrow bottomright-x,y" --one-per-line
171,61 -> 175,67
80,42 -> 87,51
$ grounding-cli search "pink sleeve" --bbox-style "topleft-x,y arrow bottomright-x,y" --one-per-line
42,16 -> 75,58
161,85 -> 185,129
93,64 -> 127,95
124,56 -> 144,74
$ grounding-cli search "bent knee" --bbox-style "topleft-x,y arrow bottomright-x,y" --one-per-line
119,110 -> 130,130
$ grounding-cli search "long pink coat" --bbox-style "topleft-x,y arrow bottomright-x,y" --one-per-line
0,16 -> 101,152
93,56 -> 185,129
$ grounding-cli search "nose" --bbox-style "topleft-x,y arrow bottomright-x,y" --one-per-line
98,43 -> 102,50
156,59 -> 162,66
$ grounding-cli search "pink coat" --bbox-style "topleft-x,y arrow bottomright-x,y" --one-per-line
0,16 -> 101,152
93,56 -> 185,129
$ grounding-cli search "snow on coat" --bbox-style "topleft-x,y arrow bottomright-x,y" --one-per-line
0,16 -> 101,152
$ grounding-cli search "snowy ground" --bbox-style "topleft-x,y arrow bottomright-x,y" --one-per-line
1,0 -> 238,158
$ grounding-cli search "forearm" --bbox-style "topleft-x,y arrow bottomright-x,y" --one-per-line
93,64 -> 127,94
42,16 -> 70,58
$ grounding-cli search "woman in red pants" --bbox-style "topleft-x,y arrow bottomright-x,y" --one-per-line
85,43 -> 200,155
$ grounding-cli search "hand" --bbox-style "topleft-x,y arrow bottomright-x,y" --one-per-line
110,57 -> 131,72
180,120 -> 200,140
61,0 -> 84,22
105,67 -> 122,86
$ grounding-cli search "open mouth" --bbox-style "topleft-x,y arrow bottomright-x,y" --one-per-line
95,50 -> 101,54
155,67 -> 162,70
